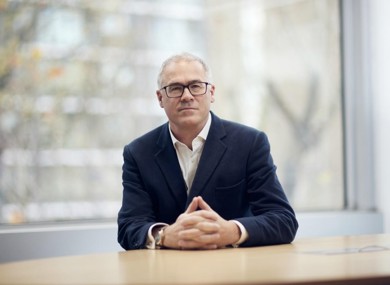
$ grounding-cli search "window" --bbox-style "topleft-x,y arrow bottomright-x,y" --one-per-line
0,0 -> 342,224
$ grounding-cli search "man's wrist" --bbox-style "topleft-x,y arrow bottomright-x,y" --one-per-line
146,223 -> 169,249
230,220 -> 248,247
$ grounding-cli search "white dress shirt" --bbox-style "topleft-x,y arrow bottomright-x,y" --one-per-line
169,113 -> 211,191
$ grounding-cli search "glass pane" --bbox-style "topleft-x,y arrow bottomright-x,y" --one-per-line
0,0 -> 342,224
207,0 -> 343,210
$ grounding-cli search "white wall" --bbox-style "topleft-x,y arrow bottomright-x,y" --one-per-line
0,223 -> 123,263
370,0 -> 390,233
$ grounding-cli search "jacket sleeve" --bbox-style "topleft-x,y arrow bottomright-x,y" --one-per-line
117,145 -> 155,250
236,132 -> 299,246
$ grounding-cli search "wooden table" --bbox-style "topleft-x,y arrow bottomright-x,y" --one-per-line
1,234 -> 390,284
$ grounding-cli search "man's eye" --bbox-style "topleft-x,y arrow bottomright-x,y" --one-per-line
168,85 -> 182,92
190,83 -> 202,89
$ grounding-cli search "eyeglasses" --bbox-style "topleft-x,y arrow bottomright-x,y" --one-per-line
160,82 -> 210,98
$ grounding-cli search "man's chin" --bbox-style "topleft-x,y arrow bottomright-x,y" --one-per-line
177,115 -> 200,126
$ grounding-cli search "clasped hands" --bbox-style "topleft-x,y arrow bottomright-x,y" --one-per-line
161,196 -> 240,250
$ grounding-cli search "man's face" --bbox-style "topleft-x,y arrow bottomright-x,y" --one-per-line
156,60 -> 215,134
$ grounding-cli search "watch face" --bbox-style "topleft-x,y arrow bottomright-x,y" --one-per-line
155,228 -> 164,247
155,226 -> 167,248
155,234 -> 162,246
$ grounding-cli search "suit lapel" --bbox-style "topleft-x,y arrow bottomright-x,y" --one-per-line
154,124 -> 187,211
189,113 -> 227,200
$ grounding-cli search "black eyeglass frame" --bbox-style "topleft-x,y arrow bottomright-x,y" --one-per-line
160,81 -> 211,98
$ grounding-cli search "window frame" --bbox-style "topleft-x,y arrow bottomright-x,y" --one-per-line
342,0 -> 376,210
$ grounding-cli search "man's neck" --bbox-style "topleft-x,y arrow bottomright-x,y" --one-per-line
171,126 -> 202,150
169,113 -> 212,149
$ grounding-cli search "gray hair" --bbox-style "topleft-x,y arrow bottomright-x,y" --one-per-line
157,53 -> 212,88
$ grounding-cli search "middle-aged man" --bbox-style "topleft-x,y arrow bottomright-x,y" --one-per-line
118,53 -> 298,250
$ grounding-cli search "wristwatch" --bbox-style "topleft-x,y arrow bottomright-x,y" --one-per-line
155,226 -> 167,249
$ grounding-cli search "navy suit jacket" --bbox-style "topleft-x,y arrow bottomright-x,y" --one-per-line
118,112 -> 298,250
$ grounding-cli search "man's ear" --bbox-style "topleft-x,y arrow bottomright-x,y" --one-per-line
210,84 -> 215,103
156,90 -> 164,107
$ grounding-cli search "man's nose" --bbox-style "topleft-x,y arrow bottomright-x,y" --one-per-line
180,87 -> 194,101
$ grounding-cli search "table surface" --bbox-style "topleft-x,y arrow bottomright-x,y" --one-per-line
1,234 -> 390,285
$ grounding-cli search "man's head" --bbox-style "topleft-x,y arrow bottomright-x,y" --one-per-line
157,53 -> 212,88
156,53 -> 215,138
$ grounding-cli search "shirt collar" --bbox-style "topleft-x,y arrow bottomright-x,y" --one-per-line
169,112 -> 212,145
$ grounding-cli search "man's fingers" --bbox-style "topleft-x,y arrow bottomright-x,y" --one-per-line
178,232 -> 221,249
182,211 -> 218,225
198,221 -> 221,233
184,196 -> 215,214
179,222 -> 220,237
184,197 -> 199,214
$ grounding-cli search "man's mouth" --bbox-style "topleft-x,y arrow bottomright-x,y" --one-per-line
179,107 -> 196,111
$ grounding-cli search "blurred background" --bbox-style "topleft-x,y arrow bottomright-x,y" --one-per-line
0,0 -> 342,225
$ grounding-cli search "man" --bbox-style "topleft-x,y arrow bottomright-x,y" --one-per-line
118,53 -> 298,250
